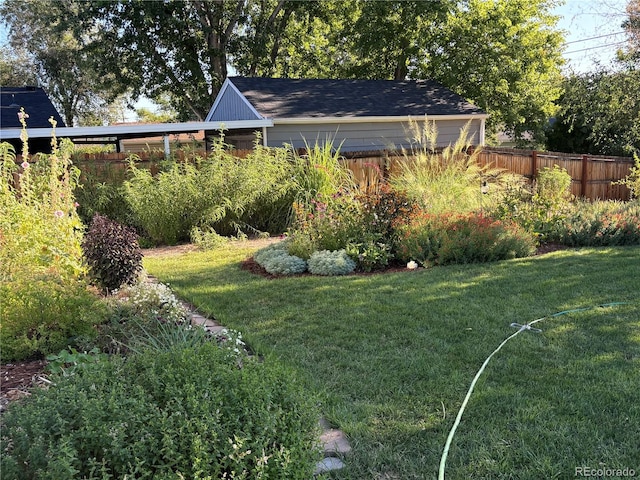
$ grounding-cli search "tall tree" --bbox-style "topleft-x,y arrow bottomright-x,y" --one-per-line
0,0 -> 123,126
546,68 -> 640,156
340,0 -> 452,80
422,0 -> 564,146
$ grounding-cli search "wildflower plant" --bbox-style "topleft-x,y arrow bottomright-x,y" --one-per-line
1,110 -> 102,360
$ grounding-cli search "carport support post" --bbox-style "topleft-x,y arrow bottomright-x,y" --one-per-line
163,135 -> 170,159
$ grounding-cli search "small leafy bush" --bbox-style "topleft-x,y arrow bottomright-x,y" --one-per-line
396,213 -> 536,266
190,226 -> 229,250
0,274 -> 106,361
307,249 -> 356,275
345,237 -> 393,272
254,241 -> 307,275
123,140 -> 296,244
82,214 -> 143,292
45,347 -> 107,377
547,200 -> 640,246
613,153 -> 640,199
1,343 -> 321,479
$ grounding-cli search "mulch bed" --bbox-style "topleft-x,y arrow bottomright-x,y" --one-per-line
1,359 -> 49,413
241,243 -> 569,279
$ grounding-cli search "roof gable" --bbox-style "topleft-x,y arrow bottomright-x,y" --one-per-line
224,77 -> 485,118
1,86 -> 66,129
205,79 -> 263,122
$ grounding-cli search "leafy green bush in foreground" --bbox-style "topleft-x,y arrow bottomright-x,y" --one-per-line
1,343 -> 320,479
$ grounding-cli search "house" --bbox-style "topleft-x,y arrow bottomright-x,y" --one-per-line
0,86 -> 66,153
205,77 -> 487,152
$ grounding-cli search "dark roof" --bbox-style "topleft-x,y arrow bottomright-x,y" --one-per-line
228,77 -> 485,118
1,86 -> 66,129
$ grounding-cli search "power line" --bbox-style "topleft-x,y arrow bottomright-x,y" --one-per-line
564,41 -> 627,55
564,31 -> 626,45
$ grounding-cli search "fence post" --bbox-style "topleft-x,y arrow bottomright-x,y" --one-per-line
531,150 -> 538,180
581,155 -> 589,197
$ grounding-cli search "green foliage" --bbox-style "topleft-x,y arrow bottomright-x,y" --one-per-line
97,281 -> 191,355
1,120 -> 85,282
291,138 -> 356,210
45,347 -> 107,377
0,117 -> 106,361
396,213 -> 537,266
546,68 -> 640,156
345,237 -> 393,272
74,160 -> 135,227
1,343 -> 321,479
190,226 -> 230,250
424,0 -> 564,146
547,200 -> 640,247
390,119 -> 502,215
613,153 -> 640,199
123,141 -> 295,245
0,273 -> 106,361
254,241 -> 307,275
82,214 -> 143,292
307,249 -> 356,276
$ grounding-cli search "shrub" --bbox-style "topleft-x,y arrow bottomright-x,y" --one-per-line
82,214 -> 143,292
548,200 -> 640,246
190,226 -> 229,250
1,113 -> 105,361
287,193 -> 366,257
396,213 -> 536,266
254,241 -> 307,275
530,165 -> 573,239
98,280 -> 191,354
1,342 -> 321,479
0,273 -> 106,361
74,159 -> 136,227
123,139 -> 296,245
307,249 -> 356,275
613,153 -> 640,199
345,237 -> 393,272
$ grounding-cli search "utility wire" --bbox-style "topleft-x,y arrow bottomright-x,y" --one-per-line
565,41 -> 627,54
564,31 -> 626,45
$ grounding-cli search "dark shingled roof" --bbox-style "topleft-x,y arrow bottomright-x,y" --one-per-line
229,77 -> 485,118
1,86 -> 66,129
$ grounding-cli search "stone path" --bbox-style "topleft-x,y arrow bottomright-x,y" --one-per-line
190,307 -> 352,476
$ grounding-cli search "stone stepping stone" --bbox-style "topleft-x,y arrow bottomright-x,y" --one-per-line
319,428 -> 352,457
314,457 -> 345,476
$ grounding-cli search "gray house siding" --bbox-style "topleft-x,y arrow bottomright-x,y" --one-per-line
266,119 -> 482,152
208,86 -> 261,122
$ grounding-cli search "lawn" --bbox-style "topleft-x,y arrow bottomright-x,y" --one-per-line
144,244 -> 640,479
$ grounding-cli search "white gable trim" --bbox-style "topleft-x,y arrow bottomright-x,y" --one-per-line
205,78 -> 264,122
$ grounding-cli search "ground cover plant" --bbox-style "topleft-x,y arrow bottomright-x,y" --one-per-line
143,243 -> 640,479
1,277 -> 322,479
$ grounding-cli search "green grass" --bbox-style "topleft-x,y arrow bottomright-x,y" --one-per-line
144,244 -> 640,479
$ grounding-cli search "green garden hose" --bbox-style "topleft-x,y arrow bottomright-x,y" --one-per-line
438,302 -> 630,480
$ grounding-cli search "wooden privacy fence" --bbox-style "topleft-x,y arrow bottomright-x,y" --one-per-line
342,147 -> 634,201
16,147 -> 634,201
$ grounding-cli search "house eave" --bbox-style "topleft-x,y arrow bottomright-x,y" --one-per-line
0,120 -> 273,141
272,114 -> 489,125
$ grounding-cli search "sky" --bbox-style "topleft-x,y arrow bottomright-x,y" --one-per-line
554,0 -> 630,72
0,0 -> 633,119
